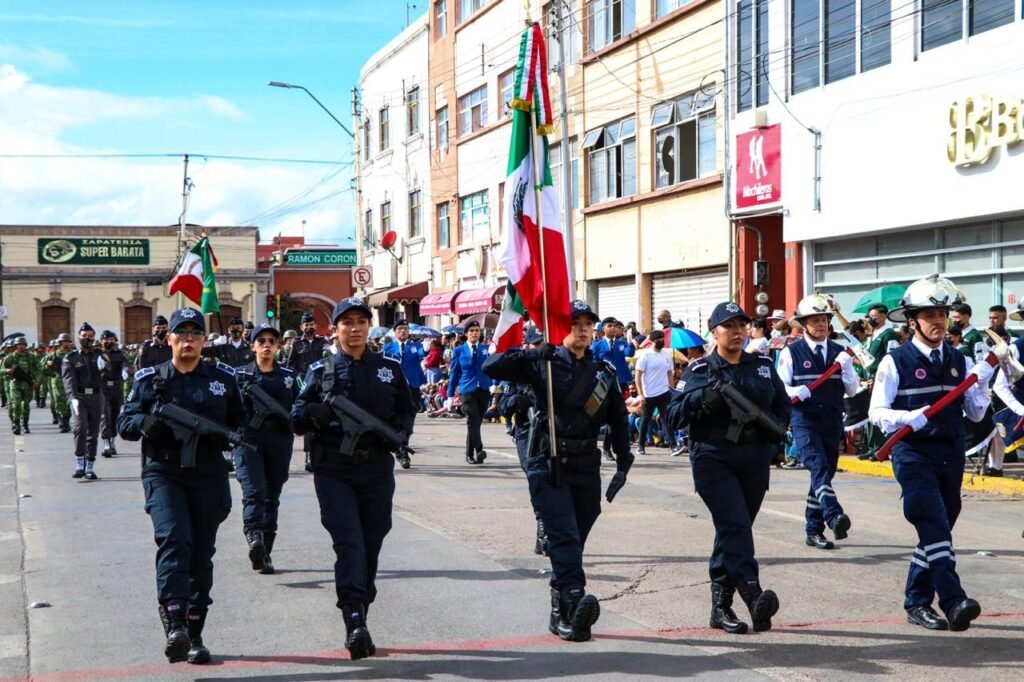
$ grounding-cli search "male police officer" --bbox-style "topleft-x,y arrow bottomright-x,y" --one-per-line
286,312 -> 329,472
383,319 -> 427,410
98,330 -> 126,457
45,334 -> 73,432
484,300 -> 633,642
234,323 -> 298,575
137,315 -> 172,370
291,297 -> 415,660
3,336 -> 39,435
869,275 -> 991,632
777,294 -> 860,549
206,316 -> 255,368
62,324 -> 104,479
118,307 -> 244,664
449,320 -> 491,464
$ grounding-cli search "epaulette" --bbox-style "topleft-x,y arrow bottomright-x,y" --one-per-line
135,367 -> 156,380
215,361 -> 236,376
757,354 -> 774,364
688,358 -> 709,372
309,360 -> 324,372
382,355 -> 401,365
600,358 -> 617,374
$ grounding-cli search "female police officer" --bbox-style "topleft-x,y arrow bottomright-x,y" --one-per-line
117,308 -> 244,664
290,297 -> 416,660
665,302 -> 791,635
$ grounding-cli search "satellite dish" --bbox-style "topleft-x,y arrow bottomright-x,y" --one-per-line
380,230 -> 398,250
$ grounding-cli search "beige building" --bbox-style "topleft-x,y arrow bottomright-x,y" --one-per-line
0,225 -> 266,344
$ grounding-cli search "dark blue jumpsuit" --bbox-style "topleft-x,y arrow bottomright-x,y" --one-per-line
483,346 -> 632,592
117,360 -> 243,609
290,351 -> 415,609
234,362 -> 298,538
665,351 -> 791,590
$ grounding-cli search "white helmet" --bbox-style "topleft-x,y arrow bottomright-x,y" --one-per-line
788,293 -> 834,328
888,275 -> 964,323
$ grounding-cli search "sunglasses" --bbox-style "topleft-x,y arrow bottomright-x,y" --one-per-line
254,337 -> 279,346
171,329 -> 206,340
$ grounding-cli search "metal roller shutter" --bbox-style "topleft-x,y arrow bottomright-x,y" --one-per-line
596,277 -> 639,326
651,267 -> 729,330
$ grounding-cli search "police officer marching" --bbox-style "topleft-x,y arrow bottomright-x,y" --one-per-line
98,330 -> 126,457
290,297 -> 415,660
286,312 -> 329,472
234,323 -> 298,575
665,302 -> 791,635
205,316 -> 255,368
868,275 -> 992,632
777,294 -> 859,550
449,319 -> 492,465
484,300 -> 634,643
117,308 -> 245,664
137,315 -> 172,370
62,324 -> 104,479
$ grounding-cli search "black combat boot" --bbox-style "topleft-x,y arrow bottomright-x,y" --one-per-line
186,607 -> 211,664
12,423 -> 20,436
709,583 -> 749,634
261,532 -> 276,575
534,518 -> 548,556
246,530 -> 266,571
101,439 -> 114,457
341,603 -> 375,660
158,601 -> 191,663
737,579 -> 779,633
60,418 -> 71,433
51,413 -> 58,425
21,419 -> 29,434
550,586 -> 600,642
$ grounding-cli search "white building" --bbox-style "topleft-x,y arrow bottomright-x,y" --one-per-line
358,15 -> 433,325
728,1 -> 1024,313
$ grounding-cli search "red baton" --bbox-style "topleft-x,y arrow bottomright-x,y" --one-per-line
876,353 -> 997,462
790,349 -> 854,406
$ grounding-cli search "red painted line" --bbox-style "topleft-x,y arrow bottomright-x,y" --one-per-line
6,610 -> 1024,682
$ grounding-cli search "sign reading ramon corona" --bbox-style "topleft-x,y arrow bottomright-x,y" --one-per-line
948,94 -> 1024,167
284,249 -> 357,266
38,238 -> 150,265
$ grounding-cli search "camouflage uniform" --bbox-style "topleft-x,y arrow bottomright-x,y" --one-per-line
34,345 -> 49,407
2,340 -> 40,434
43,336 -> 73,432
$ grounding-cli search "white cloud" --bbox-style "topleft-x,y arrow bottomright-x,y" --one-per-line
0,44 -> 71,73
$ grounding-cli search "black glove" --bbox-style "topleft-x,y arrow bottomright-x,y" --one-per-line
304,403 -> 333,431
701,384 -> 726,416
605,471 -> 627,502
537,342 -> 557,361
141,415 -> 174,442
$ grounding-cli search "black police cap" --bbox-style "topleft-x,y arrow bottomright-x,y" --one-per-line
332,297 -> 372,323
393,319 -> 409,329
708,301 -> 751,330
601,316 -> 622,326
462,320 -> 481,331
244,321 -> 254,329
228,316 -> 243,325
153,315 -> 168,326
570,300 -> 600,323
100,330 -> 116,339
301,312 -> 315,323
250,323 -> 280,339
79,322 -> 95,333
523,326 -> 544,345
169,308 -> 206,333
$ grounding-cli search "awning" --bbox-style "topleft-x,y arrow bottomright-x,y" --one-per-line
420,291 -> 458,316
454,285 -> 505,315
366,281 -> 429,307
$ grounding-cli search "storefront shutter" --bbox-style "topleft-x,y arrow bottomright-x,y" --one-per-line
651,267 -> 729,330
596,277 -> 639,326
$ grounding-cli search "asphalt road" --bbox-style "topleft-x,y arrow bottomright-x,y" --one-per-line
1,408 -> 1023,681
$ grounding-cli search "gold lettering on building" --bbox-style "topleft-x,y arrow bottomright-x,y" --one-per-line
948,95 -> 1024,167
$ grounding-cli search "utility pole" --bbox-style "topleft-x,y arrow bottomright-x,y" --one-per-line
177,154 -> 192,308
552,2 -> 577,294
352,86 -> 365,276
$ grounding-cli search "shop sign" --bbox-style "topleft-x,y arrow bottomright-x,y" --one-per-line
284,249 -> 357,266
735,124 -> 782,209
38,238 -> 149,265
948,95 -> 1024,167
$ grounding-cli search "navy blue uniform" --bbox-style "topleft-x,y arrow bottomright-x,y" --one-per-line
234,362 -> 298,539
204,341 -> 255,368
290,351 -> 415,609
117,360 -> 244,609
449,341 -> 492,461
666,351 -> 790,590
483,346 -> 632,592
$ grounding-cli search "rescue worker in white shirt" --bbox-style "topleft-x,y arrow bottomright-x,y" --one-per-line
868,275 -> 992,633
776,294 -> 860,550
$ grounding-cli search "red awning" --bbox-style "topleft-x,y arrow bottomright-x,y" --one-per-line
420,291 -> 458,316
454,286 -> 505,315
366,281 -> 429,307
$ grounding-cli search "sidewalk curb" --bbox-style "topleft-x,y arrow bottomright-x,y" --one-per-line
839,455 -> 1024,496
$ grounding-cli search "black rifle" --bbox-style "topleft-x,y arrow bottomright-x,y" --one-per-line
9,364 -> 33,385
244,382 -> 292,430
151,402 -> 253,468
324,393 -> 413,459
526,406 -> 562,487
711,379 -> 788,444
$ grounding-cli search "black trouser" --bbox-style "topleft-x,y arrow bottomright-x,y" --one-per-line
100,386 -> 123,440
234,430 -> 293,535
72,393 -> 103,460
461,389 -> 490,458
639,392 -> 674,447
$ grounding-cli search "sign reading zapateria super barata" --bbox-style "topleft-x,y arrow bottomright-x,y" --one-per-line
37,238 -> 150,265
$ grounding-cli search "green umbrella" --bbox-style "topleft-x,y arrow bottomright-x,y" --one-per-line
851,285 -> 906,315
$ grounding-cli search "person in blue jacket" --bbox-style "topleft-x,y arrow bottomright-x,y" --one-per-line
448,320 -> 491,464
382,319 -> 426,410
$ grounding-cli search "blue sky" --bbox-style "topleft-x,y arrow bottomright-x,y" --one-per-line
0,0 -> 425,244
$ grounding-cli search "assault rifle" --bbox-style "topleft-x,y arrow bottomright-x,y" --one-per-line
711,379 -> 788,444
324,393 -> 414,464
150,402 -> 254,468
244,383 -> 292,430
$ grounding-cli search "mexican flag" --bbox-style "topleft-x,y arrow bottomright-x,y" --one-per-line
168,236 -> 220,313
495,23 -> 571,351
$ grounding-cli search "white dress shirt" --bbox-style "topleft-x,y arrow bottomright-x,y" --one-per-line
776,337 -> 860,399
993,344 -> 1024,415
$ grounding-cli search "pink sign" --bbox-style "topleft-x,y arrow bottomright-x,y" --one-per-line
735,124 -> 782,209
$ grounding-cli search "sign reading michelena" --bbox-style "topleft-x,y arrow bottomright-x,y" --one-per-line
38,238 -> 149,265
284,249 -> 357,266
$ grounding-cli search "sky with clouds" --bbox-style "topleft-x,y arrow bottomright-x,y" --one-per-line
0,0 -> 424,245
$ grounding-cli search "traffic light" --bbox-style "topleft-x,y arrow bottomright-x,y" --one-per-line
266,294 -> 277,319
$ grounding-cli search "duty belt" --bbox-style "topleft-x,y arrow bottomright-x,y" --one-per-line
105,380 -> 116,387
555,437 -> 598,455
81,388 -> 96,395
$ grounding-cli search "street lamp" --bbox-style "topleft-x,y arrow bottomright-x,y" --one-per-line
268,81 -> 354,138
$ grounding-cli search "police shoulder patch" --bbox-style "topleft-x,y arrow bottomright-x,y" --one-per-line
688,359 -> 708,373
310,360 -> 324,372
382,354 -> 401,365
215,361 -> 236,376
134,367 -> 156,380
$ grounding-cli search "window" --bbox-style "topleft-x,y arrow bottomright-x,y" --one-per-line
409,190 -> 422,238
460,191 -> 490,243
406,87 -> 420,136
459,0 -> 486,23
436,105 -> 449,151
736,0 -> 768,111
364,209 -> 373,246
547,0 -> 581,67
380,201 -> 392,239
861,0 -> 891,72
824,0 -> 856,84
656,0 -> 690,18
652,89 -> 716,189
587,0 -> 635,53
970,0 -> 1013,36
435,0 -> 448,39
499,69 -> 515,118
437,202 -> 451,248
791,0 -> 820,93
922,0 -> 962,50
583,116 -> 636,205
379,106 -> 390,151
549,137 -> 579,210
458,85 -> 488,136
362,118 -> 371,160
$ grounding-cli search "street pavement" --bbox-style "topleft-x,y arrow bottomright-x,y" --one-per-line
1,408 -> 1023,681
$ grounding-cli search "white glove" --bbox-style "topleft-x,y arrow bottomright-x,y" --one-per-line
900,406 -> 929,432
121,368 -> 129,381
794,386 -> 813,402
71,399 -> 80,417
96,355 -> 107,371
970,360 -> 995,384
836,352 -> 854,371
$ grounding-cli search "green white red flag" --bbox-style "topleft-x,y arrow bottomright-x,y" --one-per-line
168,236 -> 220,313
495,22 -> 570,352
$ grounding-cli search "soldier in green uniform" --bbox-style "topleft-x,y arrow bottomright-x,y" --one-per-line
34,343 -> 49,408
44,334 -> 73,433
2,337 -> 40,435
861,304 -> 900,460
951,304 -> 986,362
0,340 -> 10,409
